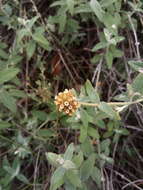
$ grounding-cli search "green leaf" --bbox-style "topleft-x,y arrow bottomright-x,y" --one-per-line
88,127 -> 100,139
112,48 -> 123,57
99,102 -> 119,120
63,160 -> 76,170
17,28 -> 29,43
26,16 -> 39,29
101,139 -> 111,152
32,32 -> 50,51
3,166 -> 15,175
8,55 -> 22,65
4,158 -> 20,180
75,4 -> 92,14
81,138 -> 94,156
17,174 -> 29,184
32,110 -> 48,121
59,12 -> 67,33
9,89 -> 26,98
37,129 -> 54,138
50,167 -> 65,190
110,36 -> 124,45
90,0 -> 104,22
79,184 -> 88,190
92,42 -> 108,52
80,109 -> 93,126
0,121 -> 11,130
132,73 -> 143,94
115,0 -> 122,11
26,40 -> 36,60
79,125 -> 87,143
0,90 -> 17,113
103,131 -> 114,138
66,170 -> 82,188
85,80 -> 100,103
46,152 -> 63,167
104,28 -> 112,42
0,68 -> 19,85
114,128 -> 130,135
67,0 -> 74,15
0,49 -> 8,59
128,61 -> 143,72
101,0 -> 118,7
73,151 -> 83,168
65,182 -> 76,190
50,1 -> 65,7
103,13 -> 121,32
100,154 -> 114,164
105,50 -> 113,69
0,42 -> 7,49
107,120 -> 114,132
80,154 -> 95,181
12,157 -> 20,173
64,143 -> 74,160
91,167 -> 101,188
94,119 -> 106,129
114,36 -> 124,44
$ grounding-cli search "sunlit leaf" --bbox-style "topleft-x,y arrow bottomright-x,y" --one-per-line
90,0 -> 104,21
0,68 -> 19,85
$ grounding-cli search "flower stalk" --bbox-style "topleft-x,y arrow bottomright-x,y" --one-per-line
79,98 -> 143,107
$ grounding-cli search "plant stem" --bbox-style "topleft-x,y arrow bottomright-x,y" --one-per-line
79,98 -> 143,107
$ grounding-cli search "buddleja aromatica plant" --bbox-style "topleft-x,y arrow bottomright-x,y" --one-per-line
46,79 -> 143,190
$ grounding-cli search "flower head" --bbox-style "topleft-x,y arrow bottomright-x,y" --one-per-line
54,89 -> 80,116
36,87 -> 50,102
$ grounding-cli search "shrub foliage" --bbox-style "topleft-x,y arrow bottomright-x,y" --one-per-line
0,0 -> 143,189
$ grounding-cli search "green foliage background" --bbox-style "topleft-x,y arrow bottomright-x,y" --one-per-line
0,0 -> 143,189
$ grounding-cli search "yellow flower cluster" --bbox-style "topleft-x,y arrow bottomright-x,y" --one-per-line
54,89 -> 80,116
